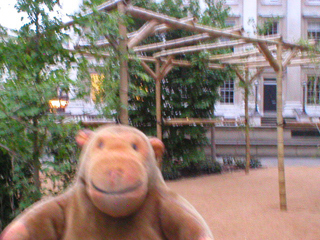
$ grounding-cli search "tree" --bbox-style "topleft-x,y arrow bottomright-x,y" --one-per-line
0,0 -> 80,225
129,0 -> 233,174
72,0 -> 233,176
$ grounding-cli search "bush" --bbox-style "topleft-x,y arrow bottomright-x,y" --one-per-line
222,156 -> 262,170
199,160 -> 222,174
162,165 -> 182,180
161,157 -> 222,180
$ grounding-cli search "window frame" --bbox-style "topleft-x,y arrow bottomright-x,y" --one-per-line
261,0 -> 282,6
305,0 -> 320,6
307,21 -> 320,42
220,79 -> 235,104
224,0 -> 239,5
307,75 -> 320,105
259,18 -> 280,36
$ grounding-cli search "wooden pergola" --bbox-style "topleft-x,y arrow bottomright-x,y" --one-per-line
72,0 -> 319,211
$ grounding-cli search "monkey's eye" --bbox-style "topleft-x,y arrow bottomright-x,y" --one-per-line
97,140 -> 104,149
131,143 -> 138,151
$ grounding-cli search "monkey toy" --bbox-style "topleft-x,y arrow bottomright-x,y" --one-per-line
1,125 -> 213,240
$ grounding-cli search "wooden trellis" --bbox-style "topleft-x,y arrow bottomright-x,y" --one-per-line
72,0 -> 319,211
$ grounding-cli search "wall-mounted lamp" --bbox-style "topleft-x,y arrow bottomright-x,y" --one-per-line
49,88 -> 69,113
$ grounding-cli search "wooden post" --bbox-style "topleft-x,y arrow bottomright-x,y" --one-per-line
156,60 -> 162,141
277,42 -> 287,211
127,20 -> 159,49
244,69 -> 251,175
210,126 -> 216,162
118,1 -> 129,125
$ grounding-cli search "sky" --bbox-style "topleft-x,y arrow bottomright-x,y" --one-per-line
0,0 -> 83,30
0,0 -> 206,30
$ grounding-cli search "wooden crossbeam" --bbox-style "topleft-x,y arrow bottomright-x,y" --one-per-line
126,5 -> 278,45
257,42 -> 280,72
249,68 -> 264,83
134,27 -> 243,52
140,61 -> 157,80
282,47 -> 299,68
138,55 -> 225,69
134,33 -> 213,52
236,57 -> 320,68
159,56 -> 174,79
234,67 -> 264,83
222,56 -> 267,64
163,118 -> 239,126
209,45 -> 277,61
234,68 -> 245,82
128,20 -> 159,48
153,40 -> 246,58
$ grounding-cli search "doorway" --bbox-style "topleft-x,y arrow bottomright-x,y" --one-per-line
264,79 -> 277,112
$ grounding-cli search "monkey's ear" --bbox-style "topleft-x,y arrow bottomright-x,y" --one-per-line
76,129 -> 94,147
149,137 -> 165,159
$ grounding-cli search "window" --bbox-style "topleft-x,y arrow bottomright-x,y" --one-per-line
262,0 -> 281,5
225,20 -> 236,27
306,0 -> 320,5
263,21 -> 279,36
220,79 -> 234,103
90,73 -> 104,102
307,22 -> 320,42
292,130 -> 320,137
225,0 -> 238,5
307,76 -> 320,104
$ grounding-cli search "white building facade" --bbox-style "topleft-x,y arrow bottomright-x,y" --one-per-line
211,0 -> 320,157
215,0 -> 320,122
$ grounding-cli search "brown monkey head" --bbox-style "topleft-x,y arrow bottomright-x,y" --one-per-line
75,125 -> 165,218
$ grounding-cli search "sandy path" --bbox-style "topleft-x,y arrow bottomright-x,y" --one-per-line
166,167 -> 320,240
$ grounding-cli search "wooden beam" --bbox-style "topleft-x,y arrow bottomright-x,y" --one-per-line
222,56 -> 267,64
140,61 -> 157,80
153,40 -> 246,58
134,26 -> 243,53
159,64 -> 173,81
163,118 -> 239,126
151,16 -> 196,34
128,20 -> 159,49
249,68 -> 264,83
209,45 -> 277,61
134,33 -> 213,52
234,68 -> 245,82
257,42 -> 280,72
64,0 -> 120,26
159,56 -> 174,75
126,5 -> 278,45
118,1 -> 129,125
73,49 -> 226,69
282,47 -> 299,68
276,42 -> 287,211
155,60 -> 162,141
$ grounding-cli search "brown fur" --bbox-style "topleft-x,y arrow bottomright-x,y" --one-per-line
1,125 -> 213,240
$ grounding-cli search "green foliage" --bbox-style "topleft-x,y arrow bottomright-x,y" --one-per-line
0,150 -> 17,230
255,16 -> 280,36
202,0 -> 230,28
162,158 -> 222,180
42,123 -> 81,194
129,0 -> 233,169
72,0 -> 138,120
222,156 -> 262,169
72,0 -> 233,179
0,0 -> 82,229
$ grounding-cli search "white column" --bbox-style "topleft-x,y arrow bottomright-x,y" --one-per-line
286,0 -> 302,42
284,0 -> 302,117
243,0 -> 258,36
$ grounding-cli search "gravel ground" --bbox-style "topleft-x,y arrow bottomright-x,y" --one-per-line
166,166 -> 320,240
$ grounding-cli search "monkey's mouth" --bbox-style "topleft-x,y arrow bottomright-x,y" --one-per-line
91,181 -> 143,195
